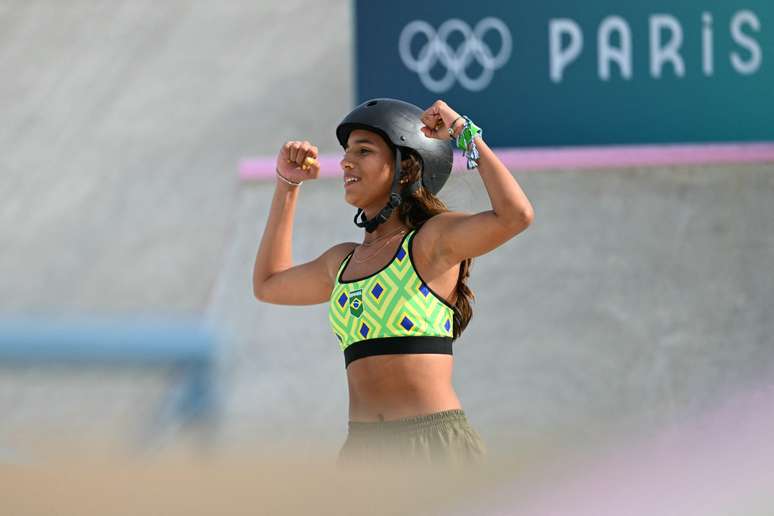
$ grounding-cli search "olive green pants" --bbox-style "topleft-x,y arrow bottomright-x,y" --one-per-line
336,409 -> 487,471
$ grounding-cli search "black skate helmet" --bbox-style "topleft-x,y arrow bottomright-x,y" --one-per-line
336,98 -> 453,233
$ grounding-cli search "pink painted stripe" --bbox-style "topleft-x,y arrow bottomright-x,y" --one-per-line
238,142 -> 774,181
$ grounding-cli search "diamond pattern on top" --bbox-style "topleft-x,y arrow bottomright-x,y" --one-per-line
388,301 -> 425,335
360,266 -> 400,319
328,229 -> 454,349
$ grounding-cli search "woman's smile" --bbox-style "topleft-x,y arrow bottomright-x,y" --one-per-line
344,175 -> 361,188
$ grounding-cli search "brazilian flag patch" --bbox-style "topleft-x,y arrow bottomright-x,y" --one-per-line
349,289 -> 363,317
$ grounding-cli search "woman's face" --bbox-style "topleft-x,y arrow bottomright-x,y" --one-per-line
340,129 -> 394,211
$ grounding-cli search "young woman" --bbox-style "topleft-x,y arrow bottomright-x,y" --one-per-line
253,98 -> 534,470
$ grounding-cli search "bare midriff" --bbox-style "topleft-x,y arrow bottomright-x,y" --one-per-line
346,353 -> 462,422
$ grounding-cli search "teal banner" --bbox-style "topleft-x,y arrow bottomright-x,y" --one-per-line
354,1 -> 773,147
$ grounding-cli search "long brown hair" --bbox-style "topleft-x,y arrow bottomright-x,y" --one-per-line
396,151 -> 474,340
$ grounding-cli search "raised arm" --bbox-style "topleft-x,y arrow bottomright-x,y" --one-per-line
418,100 -> 534,267
252,140 -> 350,305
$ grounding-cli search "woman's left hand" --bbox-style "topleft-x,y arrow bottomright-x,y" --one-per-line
420,99 -> 463,141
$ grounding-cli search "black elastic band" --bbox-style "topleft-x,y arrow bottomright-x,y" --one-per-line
344,336 -> 453,368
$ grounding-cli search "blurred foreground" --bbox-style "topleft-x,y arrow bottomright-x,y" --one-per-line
3,379 -> 772,516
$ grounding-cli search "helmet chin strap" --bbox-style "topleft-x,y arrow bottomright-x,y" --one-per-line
353,147 -> 422,233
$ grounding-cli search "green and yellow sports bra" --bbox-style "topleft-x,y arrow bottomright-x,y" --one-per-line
328,227 -> 456,368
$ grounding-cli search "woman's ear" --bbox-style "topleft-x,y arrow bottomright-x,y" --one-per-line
400,154 -> 420,177
399,164 -> 418,183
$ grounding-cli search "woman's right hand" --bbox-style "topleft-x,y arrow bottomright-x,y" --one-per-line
276,140 -> 320,184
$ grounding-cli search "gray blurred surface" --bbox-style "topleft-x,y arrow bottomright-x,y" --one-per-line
0,0 -> 773,458
0,0 -> 351,314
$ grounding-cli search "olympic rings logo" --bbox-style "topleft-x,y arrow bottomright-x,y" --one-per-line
399,18 -> 512,93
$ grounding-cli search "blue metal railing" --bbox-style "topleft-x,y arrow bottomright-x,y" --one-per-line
0,315 -> 219,456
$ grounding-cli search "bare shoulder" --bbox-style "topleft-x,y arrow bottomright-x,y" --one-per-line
418,206 -> 529,265
322,241 -> 358,281
413,211 -> 471,262
421,211 -> 472,233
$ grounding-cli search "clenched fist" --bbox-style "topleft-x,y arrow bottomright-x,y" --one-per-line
419,100 -> 464,140
276,140 -> 320,184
